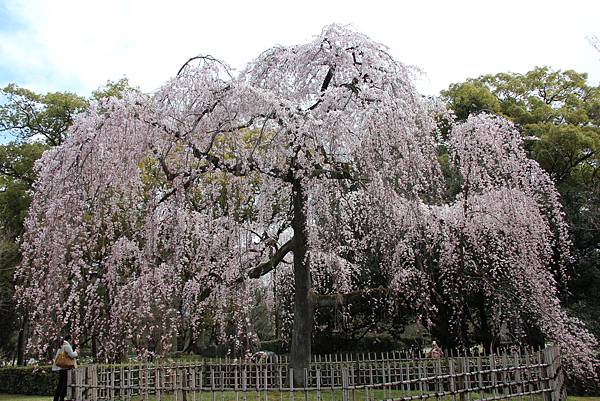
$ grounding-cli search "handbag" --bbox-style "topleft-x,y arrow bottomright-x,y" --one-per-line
55,350 -> 76,369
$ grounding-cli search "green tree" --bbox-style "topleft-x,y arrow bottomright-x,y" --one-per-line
0,84 -> 88,146
0,142 -> 47,363
91,78 -> 134,101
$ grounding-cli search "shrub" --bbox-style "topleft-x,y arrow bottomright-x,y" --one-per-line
259,339 -> 287,354
0,365 -> 57,395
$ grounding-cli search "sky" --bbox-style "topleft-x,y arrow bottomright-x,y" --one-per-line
0,0 -> 599,97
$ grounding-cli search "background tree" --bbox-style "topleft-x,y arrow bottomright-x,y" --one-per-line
0,141 -> 46,364
0,84 -> 88,146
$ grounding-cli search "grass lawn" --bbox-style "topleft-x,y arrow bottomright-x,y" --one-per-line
0,396 -> 51,401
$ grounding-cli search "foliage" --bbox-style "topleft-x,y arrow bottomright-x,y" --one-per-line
0,366 -> 57,396
0,85 -> 88,146
91,78 -> 136,101
259,339 -> 287,355
0,142 -> 47,360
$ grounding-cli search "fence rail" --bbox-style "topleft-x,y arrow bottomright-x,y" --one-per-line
67,346 -> 566,401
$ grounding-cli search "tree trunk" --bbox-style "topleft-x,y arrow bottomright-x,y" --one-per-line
16,315 -> 28,366
289,179 -> 313,387
91,336 -> 98,361
478,293 -> 493,352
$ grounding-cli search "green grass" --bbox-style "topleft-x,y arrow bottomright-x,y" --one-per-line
569,399 -> 600,401
0,395 -> 51,401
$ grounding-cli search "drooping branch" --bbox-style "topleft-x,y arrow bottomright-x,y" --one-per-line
177,55 -> 234,80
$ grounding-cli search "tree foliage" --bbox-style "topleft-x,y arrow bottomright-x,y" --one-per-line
0,141 -> 48,361
0,84 -> 88,146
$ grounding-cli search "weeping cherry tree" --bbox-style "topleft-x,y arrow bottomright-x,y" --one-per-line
16,25 -> 597,382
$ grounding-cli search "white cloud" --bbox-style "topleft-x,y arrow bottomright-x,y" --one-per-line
0,0 -> 599,96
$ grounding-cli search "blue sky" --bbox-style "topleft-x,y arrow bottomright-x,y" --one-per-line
0,0 -> 599,98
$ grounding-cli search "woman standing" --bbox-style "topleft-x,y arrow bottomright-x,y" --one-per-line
52,335 -> 78,401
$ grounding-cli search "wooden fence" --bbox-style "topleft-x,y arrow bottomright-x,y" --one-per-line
67,346 -> 566,401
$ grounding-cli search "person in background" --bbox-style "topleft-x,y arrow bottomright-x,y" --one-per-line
52,334 -> 78,401
428,341 -> 444,358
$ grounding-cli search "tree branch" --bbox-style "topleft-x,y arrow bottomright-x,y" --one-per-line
247,238 -> 294,279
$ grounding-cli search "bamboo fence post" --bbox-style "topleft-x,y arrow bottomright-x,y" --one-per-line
265,367 -> 270,401
290,369 -> 295,401
115,366 -> 125,398
93,365 -> 99,401
390,353 -> 394,401
536,349 -> 547,400
220,369 -> 225,401
76,367 -> 80,401
138,360 -> 146,400
514,351 -> 522,401
79,367 -> 84,401
200,366 -> 204,401
242,367 -> 247,401
476,355 -> 484,401
553,347 -> 563,401
97,365 -> 102,401
317,368 -> 322,401
110,365 -> 114,401
351,365 -> 356,401
368,363 -> 373,401
406,360 -> 412,395
417,359 -> 424,395
192,365 -> 197,401
303,367 -> 309,401
543,348 -> 553,401
489,353 -> 498,400
184,365 -> 190,401
464,353 -> 471,401
71,369 -> 76,401
210,367 -> 215,401
525,349 -> 534,401
128,363 -> 133,401
449,358 -> 457,401
341,368 -> 348,401
331,362 -> 336,401
456,356 -> 465,401
233,364 -> 238,401
435,359 -> 442,401
556,347 -> 567,401
279,365 -> 283,401
501,351 -> 509,399
65,370 -> 72,401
